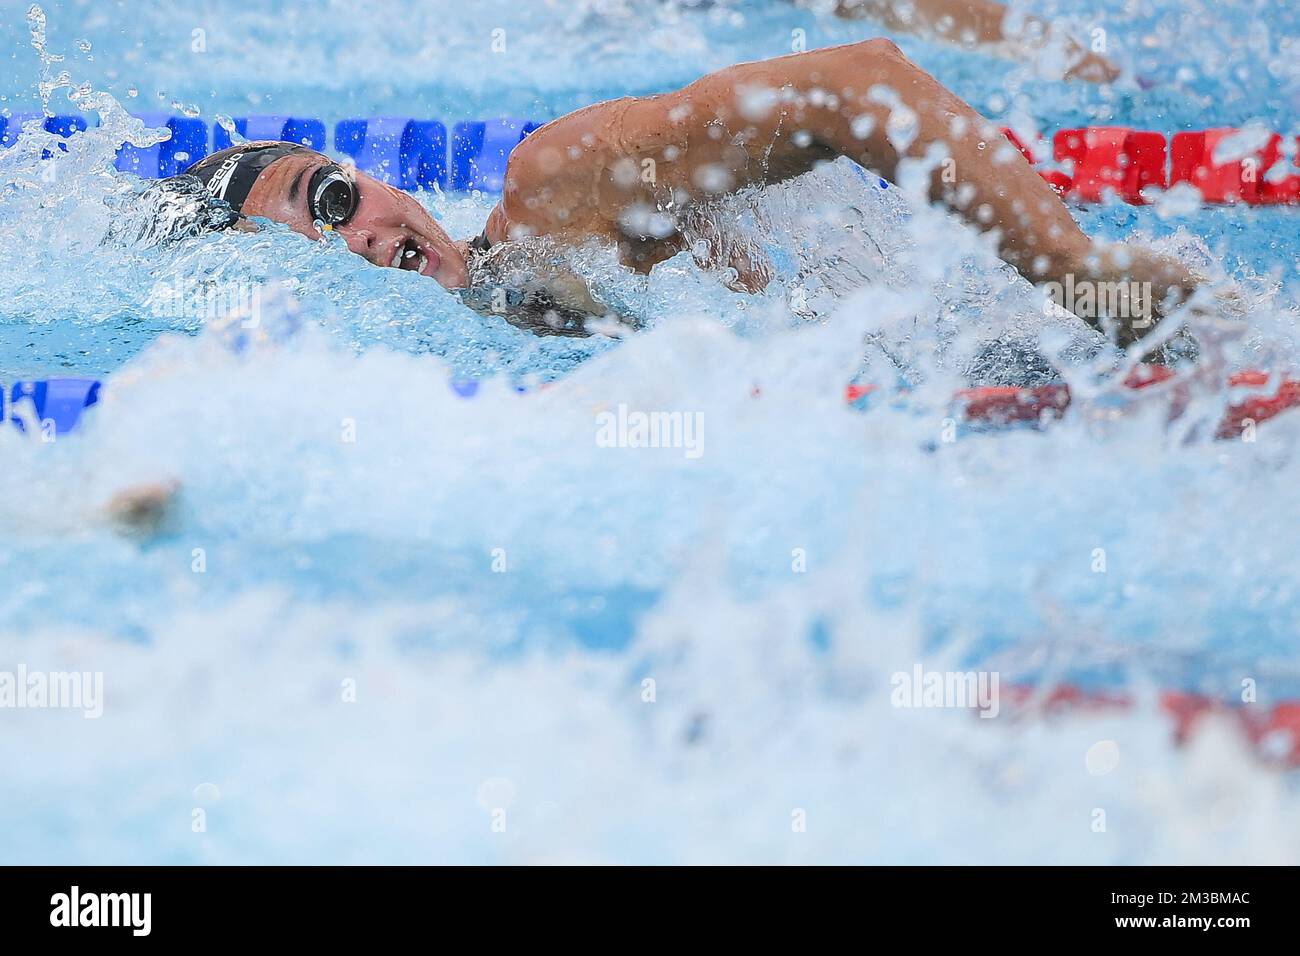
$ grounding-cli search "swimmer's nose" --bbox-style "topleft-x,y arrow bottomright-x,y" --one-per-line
342,229 -> 379,262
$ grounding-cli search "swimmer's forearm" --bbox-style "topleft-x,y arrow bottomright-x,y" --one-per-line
804,44 -> 1189,332
694,41 -> 1091,281
508,42 -> 1176,339
687,42 -> 1191,339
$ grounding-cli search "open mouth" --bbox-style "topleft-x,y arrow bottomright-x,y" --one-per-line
390,236 -> 428,274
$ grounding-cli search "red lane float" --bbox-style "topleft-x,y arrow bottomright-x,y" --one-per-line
844,366 -> 1300,767
999,125 -> 1300,206
998,684 -> 1300,768
1053,127 -> 1167,204
844,366 -> 1300,440
1170,129 -> 1300,204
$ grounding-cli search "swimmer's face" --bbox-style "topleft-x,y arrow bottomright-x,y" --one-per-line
240,151 -> 469,289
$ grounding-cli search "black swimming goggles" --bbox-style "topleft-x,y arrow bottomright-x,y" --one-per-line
307,163 -> 359,229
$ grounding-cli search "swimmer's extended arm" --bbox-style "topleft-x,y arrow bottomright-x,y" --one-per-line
680,38 -> 1086,282
503,39 -> 1192,344
811,0 -> 1119,83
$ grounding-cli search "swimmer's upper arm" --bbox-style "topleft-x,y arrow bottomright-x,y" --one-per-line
501,43 -> 903,235
499,100 -> 646,241
623,40 -> 911,193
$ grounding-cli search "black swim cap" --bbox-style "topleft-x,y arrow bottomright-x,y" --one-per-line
182,141 -> 311,218
105,173 -> 244,247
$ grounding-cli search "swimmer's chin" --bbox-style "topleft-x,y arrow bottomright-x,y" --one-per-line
434,241 -> 471,289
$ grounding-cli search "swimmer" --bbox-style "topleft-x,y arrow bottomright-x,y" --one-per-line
798,0 -> 1121,83
164,38 -> 1195,346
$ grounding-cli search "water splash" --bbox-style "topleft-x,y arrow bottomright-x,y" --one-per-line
2,0 -> 1300,865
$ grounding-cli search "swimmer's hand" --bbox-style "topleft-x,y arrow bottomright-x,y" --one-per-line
1061,245 -> 1202,348
105,480 -> 180,536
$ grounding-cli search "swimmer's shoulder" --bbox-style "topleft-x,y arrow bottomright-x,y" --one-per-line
481,203 -> 511,246
501,95 -> 684,243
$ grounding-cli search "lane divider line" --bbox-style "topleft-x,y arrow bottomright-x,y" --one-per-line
2,113 -> 1298,204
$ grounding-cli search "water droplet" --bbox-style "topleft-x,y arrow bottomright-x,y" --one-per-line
1085,740 -> 1120,776
193,782 -> 221,804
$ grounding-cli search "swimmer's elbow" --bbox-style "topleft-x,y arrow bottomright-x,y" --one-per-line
857,36 -> 905,60
842,37 -> 916,75
784,37 -> 915,91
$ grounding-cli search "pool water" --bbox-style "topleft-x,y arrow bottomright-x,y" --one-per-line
1,0 -> 1299,864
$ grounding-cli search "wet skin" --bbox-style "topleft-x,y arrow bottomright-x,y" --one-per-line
239,151 -> 470,289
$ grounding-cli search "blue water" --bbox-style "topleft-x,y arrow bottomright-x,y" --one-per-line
1,0 -> 1299,864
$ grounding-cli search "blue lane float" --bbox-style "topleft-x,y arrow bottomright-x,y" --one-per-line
335,117 -> 447,190
451,119 -> 540,192
1,112 -> 550,192
214,115 -> 327,151
5,379 -> 102,436
2,377 -> 499,437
